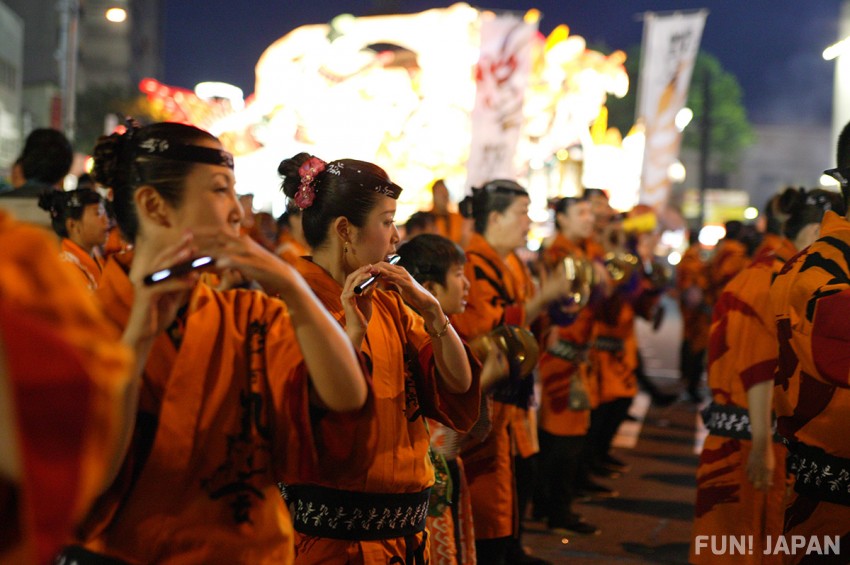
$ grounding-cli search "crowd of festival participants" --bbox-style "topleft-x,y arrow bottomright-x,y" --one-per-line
3,119 -> 850,565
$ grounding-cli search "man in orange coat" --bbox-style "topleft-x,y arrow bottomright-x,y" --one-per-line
454,231 -> 532,558
430,179 -> 471,248
536,196 -> 604,535
453,180 -> 571,565
691,188 -> 842,563
706,221 -> 751,307
769,127 -> 850,563
678,230 -> 710,402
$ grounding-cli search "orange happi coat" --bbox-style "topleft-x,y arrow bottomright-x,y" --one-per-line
504,251 -> 540,459
706,238 -> 749,308
77,255 -> 360,565
751,232 -> 784,265
432,211 -> 466,245
452,233 -> 527,540
277,232 -> 310,266
289,257 -> 480,564
591,293 -> 640,404
0,211 -> 132,565
677,244 -> 710,350
594,256 -> 668,404
690,237 -> 796,565
60,237 -> 103,290
537,233 -> 599,437
101,227 -> 131,259
770,211 -> 850,555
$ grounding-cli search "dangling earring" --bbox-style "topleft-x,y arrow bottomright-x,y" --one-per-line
344,242 -> 349,254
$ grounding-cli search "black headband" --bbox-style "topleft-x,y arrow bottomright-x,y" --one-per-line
804,192 -> 835,211
136,137 -> 234,169
326,161 -> 402,199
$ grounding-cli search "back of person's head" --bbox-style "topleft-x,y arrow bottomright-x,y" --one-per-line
724,220 -> 744,241
404,211 -> 436,237
277,200 -> 302,231
779,187 -> 845,241
763,188 -> 796,236
37,188 -> 103,238
20,128 -> 73,186
397,233 -> 465,286
278,153 -> 402,249
76,173 -> 95,191
459,179 -> 528,234
739,224 -> 763,256
91,121 -> 222,242
688,229 -> 700,246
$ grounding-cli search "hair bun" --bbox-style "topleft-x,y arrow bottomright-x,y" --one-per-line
92,132 -> 125,189
37,189 -> 62,215
278,152 -> 313,199
777,186 -> 803,216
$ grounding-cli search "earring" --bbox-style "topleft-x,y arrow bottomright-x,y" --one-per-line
344,242 -> 349,253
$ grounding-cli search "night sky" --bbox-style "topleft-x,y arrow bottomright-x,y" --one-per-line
163,0 -> 842,127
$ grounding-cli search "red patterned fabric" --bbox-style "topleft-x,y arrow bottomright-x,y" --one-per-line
770,212 -> 850,557
691,237 -> 797,564
425,458 -> 476,565
0,211 -> 131,564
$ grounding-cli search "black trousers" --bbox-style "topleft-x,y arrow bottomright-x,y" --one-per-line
680,339 -> 705,394
535,430 -> 585,527
475,536 -> 511,565
586,397 -> 632,468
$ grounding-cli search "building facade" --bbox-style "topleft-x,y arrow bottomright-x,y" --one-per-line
0,2 -> 23,174
4,0 -> 162,154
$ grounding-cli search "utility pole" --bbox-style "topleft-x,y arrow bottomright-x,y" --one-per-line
698,65 -> 711,230
56,0 -> 79,140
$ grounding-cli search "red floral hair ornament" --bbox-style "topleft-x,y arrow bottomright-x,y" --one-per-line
295,156 -> 327,209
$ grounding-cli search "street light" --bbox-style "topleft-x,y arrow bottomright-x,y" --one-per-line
57,2 -> 128,140
675,107 -> 693,131
824,35 -> 850,60
105,7 -> 127,23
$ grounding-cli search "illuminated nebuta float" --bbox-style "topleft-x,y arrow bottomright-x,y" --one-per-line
142,3 -> 636,218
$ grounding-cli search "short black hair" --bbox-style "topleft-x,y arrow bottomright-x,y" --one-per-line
404,211 -> 435,235
397,233 -> 465,286
20,128 -> 73,185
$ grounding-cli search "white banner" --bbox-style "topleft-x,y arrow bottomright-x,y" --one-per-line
637,10 -> 707,209
466,11 -> 537,189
